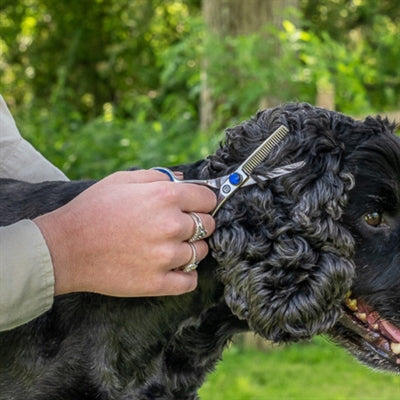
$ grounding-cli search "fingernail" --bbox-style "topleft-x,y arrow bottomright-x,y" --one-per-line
173,171 -> 184,180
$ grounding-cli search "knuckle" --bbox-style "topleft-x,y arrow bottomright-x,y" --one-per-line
158,245 -> 178,268
158,183 -> 179,204
162,218 -> 183,239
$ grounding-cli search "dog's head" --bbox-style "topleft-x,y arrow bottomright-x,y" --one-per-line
206,102 -> 400,372
329,121 -> 400,373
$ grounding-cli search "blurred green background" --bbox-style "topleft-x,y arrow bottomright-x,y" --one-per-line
1,1 -> 399,398
199,337 -> 400,400
1,0 -> 399,179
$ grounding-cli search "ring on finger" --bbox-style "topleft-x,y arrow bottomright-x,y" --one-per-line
182,242 -> 198,273
188,212 -> 208,243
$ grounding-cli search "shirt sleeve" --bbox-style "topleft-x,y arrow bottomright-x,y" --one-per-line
0,94 -> 69,331
0,220 -> 55,331
0,94 -> 68,183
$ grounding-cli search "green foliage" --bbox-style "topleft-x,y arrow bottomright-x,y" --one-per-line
1,0 -> 214,179
18,98 -> 220,180
199,337 -> 400,400
301,0 -> 400,41
1,0 -> 399,179
281,14 -> 400,113
202,12 -> 400,122
0,0 -> 198,118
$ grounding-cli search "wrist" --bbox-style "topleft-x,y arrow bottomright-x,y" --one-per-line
34,210 -> 76,296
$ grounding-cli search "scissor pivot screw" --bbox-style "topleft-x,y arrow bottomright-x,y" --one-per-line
229,172 -> 242,185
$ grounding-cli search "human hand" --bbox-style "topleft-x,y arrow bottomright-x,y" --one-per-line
34,170 -> 216,297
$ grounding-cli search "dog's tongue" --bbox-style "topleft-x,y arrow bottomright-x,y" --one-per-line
380,320 -> 400,343
358,300 -> 400,343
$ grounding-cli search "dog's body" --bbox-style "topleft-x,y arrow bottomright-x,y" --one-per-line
1,103 -> 399,399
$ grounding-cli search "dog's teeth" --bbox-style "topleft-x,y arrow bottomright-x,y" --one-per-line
355,312 -> 367,322
390,342 -> 400,355
372,323 -> 379,331
367,311 -> 380,326
345,298 -> 358,311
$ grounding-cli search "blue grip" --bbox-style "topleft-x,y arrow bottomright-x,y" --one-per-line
152,167 -> 176,182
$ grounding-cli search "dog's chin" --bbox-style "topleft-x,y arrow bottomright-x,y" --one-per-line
328,294 -> 400,373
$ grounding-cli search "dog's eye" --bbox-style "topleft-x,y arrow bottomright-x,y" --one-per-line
364,211 -> 385,227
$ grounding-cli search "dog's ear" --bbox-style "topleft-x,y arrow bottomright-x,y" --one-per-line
209,103 -> 356,342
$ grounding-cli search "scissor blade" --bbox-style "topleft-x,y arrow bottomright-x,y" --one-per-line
240,161 -> 305,187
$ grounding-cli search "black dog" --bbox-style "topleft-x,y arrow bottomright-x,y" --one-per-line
0,103 -> 399,399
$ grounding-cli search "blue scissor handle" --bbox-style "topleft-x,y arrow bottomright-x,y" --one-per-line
152,167 -> 181,182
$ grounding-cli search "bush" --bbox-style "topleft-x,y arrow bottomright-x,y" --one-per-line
18,98 -> 221,180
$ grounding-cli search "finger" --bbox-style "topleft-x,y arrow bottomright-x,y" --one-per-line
158,240 -> 208,295
110,172 -> 218,212
177,184 -> 218,214
161,269 -> 198,295
156,239 -> 208,273
184,212 -> 216,242
174,171 -> 184,179
106,170 -> 171,184
181,240 -> 209,267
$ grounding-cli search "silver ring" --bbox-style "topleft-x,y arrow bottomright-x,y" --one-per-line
188,212 -> 208,243
183,242 -> 198,273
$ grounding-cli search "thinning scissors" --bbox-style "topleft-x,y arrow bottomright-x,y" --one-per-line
153,125 -> 304,216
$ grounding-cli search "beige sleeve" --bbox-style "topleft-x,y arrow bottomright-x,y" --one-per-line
0,220 -> 55,331
0,95 -> 69,330
0,94 -> 68,183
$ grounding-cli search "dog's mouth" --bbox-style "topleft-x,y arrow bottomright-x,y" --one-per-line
331,293 -> 400,371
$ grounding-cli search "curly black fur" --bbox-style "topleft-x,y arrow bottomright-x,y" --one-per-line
0,103 -> 399,399
208,104 -> 357,341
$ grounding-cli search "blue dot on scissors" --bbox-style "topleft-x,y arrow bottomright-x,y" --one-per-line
229,172 -> 242,185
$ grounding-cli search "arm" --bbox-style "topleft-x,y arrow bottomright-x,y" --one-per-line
0,95 -> 68,331
0,172 -> 216,331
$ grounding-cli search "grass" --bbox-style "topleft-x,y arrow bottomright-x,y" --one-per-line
199,336 -> 400,400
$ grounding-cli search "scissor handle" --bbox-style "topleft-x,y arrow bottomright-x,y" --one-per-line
152,167 -> 181,182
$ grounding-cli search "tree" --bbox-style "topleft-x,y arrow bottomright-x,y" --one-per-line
300,0 -> 400,112
200,0 -> 298,130
0,0 -> 200,118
